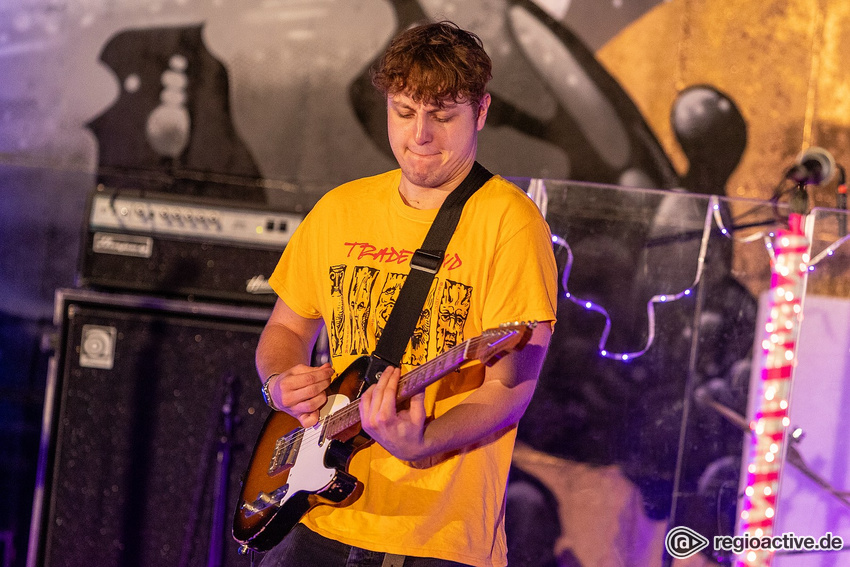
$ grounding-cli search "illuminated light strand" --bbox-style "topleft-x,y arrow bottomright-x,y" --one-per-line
754,431 -> 785,443
762,340 -> 796,354
527,178 -> 549,218
711,202 -> 768,243
547,190 -> 840,367
742,517 -> 778,531
753,408 -> 789,420
736,216 -> 809,567
747,471 -> 781,485
740,493 -> 779,512
550,196 -> 712,361
551,233 -> 701,361
761,367 -> 793,381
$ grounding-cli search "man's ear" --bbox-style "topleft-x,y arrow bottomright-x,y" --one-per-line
476,93 -> 491,131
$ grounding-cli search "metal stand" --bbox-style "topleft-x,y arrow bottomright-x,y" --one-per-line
180,374 -> 240,567
207,375 -> 238,567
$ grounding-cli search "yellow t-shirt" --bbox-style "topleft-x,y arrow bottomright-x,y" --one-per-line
268,169 -> 558,567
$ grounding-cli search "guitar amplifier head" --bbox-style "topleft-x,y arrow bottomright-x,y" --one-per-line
77,184 -> 310,305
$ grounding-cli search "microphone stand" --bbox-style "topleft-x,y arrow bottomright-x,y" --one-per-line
696,391 -> 850,559
178,374 -> 239,567
207,375 -> 238,567
696,390 -> 850,511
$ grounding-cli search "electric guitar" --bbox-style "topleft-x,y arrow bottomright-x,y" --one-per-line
232,321 -> 537,553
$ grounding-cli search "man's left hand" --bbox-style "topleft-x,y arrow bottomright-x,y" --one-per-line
359,367 -> 428,461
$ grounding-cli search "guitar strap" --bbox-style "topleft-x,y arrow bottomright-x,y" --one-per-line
365,161 -> 493,384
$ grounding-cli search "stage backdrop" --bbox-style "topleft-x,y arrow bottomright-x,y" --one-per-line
1,0 -> 849,317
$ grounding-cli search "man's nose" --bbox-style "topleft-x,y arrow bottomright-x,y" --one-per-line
413,114 -> 433,145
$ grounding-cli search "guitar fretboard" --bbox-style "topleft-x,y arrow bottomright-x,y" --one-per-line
265,324 -> 530,476
322,329 -> 516,440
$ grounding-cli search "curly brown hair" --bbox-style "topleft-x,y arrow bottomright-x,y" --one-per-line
371,21 -> 492,108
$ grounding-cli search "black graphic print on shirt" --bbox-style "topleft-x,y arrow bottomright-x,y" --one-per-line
328,265 -> 471,364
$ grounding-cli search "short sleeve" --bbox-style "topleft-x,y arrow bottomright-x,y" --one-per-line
481,213 -> 558,331
267,208 -> 323,319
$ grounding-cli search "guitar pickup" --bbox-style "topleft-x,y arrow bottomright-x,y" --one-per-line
268,431 -> 302,476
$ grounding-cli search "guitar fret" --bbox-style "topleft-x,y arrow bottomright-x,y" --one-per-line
400,343 -> 466,398
326,404 -> 358,438
312,329 -> 519,442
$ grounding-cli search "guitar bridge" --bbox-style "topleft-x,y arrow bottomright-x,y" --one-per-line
242,484 -> 289,518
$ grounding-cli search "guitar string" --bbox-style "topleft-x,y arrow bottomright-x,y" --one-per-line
269,329 -> 519,465
285,335 -> 484,450
319,329 -> 521,437
269,338 -> 477,467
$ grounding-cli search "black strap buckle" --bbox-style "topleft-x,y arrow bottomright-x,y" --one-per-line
364,354 -> 392,387
410,249 -> 444,274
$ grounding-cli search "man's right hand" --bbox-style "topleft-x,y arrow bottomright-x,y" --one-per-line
266,362 -> 334,427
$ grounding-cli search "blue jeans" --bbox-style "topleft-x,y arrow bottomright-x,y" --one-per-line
258,523 -> 472,567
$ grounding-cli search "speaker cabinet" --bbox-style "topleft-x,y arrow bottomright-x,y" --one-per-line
29,290 -> 273,567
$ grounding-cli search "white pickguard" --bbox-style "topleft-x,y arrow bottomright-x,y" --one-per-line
279,393 -> 352,502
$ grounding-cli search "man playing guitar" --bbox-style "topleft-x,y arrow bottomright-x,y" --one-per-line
252,21 -> 557,567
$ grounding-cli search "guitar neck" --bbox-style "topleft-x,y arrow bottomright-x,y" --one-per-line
323,338 -> 476,439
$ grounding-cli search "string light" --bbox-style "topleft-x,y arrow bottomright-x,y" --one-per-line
544,187 -> 846,365
551,231 -> 702,361
549,195 -> 712,361
735,219 -> 809,567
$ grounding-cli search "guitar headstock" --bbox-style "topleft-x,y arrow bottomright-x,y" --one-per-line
394,321 -> 541,401
475,321 -> 538,366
